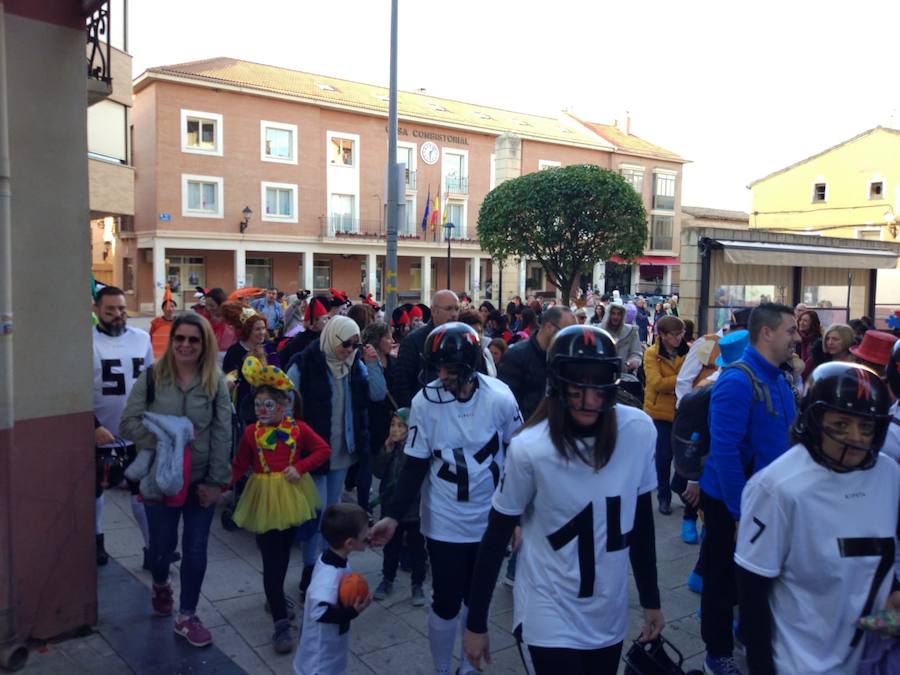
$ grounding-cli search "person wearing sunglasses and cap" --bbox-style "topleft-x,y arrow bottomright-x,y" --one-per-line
286,315 -> 387,601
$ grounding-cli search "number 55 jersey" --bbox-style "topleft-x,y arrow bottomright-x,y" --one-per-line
492,404 -> 657,650
405,373 -> 523,544
735,444 -> 899,675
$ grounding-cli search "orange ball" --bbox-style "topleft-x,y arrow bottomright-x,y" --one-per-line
338,572 -> 369,607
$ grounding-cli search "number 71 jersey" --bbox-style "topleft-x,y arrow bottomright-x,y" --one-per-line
405,374 -> 523,543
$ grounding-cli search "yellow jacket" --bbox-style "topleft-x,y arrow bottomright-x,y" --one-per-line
642,341 -> 685,422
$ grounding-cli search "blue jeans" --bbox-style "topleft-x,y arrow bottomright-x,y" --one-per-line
653,420 -> 673,504
302,468 -> 349,566
144,485 -> 217,615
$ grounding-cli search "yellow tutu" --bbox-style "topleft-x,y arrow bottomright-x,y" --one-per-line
232,471 -> 320,534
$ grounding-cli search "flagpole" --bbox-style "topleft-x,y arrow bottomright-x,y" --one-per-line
384,0 -> 400,315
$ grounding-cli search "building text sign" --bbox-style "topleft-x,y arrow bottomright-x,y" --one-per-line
387,126 -> 469,146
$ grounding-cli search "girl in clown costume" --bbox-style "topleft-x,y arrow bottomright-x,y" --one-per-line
230,357 -> 331,654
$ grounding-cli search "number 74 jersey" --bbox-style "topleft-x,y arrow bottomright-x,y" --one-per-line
405,374 -> 523,544
735,443 -> 899,675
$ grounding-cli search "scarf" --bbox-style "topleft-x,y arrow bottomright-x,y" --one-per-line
320,315 -> 360,380
254,416 -> 299,473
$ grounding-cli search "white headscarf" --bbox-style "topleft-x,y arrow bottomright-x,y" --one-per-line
320,315 -> 360,379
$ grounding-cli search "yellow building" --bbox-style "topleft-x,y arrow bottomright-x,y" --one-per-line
749,126 -> 900,325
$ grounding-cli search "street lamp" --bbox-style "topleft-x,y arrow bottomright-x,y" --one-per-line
443,222 -> 455,289
239,206 -> 252,234
884,207 -> 898,239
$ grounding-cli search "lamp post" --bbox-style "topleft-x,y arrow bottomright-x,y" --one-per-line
239,206 -> 252,233
884,207 -> 899,239
443,222 -> 455,290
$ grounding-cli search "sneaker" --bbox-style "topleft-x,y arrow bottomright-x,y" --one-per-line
174,614 -> 213,648
411,585 -> 426,607
272,619 -> 294,654
151,582 -> 174,616
264,596 -> 296,621
682,519 -> 699,544
687,571 -> 703,594
373,578 -> 394,601
658,500 -> 673,515
703,654 -> 743,675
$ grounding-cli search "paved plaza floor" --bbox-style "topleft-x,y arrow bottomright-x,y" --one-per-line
21,485 -> 746,674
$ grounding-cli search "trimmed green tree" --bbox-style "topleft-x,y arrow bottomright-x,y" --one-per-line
477,164 -> 647,302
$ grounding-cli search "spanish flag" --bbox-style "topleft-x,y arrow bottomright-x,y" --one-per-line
430,193 -> 441,231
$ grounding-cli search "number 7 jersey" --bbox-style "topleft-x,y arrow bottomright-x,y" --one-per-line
405,373 -> 523,543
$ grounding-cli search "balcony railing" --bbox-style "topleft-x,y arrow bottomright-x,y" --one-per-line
445,175 -> 469,194
652,194 -> 675,211
405,169 -> 417,190
319,216 -> 478,243
86,1 -> 113,105
648,235 -> 673,251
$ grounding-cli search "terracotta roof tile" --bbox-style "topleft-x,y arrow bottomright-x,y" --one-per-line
568,113 -> 685,162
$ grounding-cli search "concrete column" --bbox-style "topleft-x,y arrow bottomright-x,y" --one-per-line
367,251 -> 378,300
471,256 -> 481,300
303,249 -> 314,291
632,263 -> 640,295
664,265 -> 672,295
593,261 -> 605,293
234,245 -> 246,290
518,258 -> 527,299
153,240 -> 166,313
422,253 -> 432,302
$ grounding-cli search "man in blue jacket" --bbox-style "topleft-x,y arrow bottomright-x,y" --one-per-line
700,303 -> 799,675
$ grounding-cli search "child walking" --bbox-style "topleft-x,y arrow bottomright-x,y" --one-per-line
294,503 -> 373,675
230,357 -> 331,653
371,408 -> 427,606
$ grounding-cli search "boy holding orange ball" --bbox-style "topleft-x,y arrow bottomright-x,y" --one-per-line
293,503 -> 372,675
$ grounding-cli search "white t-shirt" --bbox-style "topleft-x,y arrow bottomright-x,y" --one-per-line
735,443 -> 899,675
92,326 -> 154,447
294,553 -> 352,675
881,401 -> 900,463
405,373 -> 522,543
493,405 -> 657,650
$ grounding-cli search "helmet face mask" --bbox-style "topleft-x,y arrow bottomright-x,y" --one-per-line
420,322 -> 482,404
547,325 -> 621,416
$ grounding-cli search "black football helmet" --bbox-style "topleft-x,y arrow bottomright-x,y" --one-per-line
547,325 -> 621,413
420,322 -> 482,403
885,338 -> 900,399
794,362 -> 891,472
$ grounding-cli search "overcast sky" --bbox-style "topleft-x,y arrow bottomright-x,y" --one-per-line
129,0 -> 900,212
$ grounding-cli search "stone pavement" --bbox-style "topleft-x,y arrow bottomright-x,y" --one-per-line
22,487 -> 744,674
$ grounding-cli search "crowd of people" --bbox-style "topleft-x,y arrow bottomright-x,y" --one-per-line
90,282 -> 899,675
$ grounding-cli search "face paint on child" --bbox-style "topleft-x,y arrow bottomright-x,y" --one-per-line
254,393 -> 286,425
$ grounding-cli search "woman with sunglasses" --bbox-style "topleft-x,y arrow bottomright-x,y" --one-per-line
286,315 -> 387,599
462,324 -> 664,675
120,313 -> 232,648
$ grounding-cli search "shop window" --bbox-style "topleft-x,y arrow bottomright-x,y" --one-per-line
246,257 -> 273,289
313,262 -> 332,291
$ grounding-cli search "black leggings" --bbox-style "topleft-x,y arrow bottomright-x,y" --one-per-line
426,538 -> 479,620
528,642 -> 623,675
256,527 -> 297,622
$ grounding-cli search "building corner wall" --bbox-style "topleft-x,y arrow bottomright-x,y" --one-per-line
492,133 -> 522,303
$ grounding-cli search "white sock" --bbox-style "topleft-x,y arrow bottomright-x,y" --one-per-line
95,494 -> 104,535
130,495 -> 151,548
428,610 -> 458,675
457,606 -> 478,675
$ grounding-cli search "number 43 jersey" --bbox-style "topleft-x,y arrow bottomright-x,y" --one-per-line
405,374 -> 523,543
735,443 -> 899,675
93,326 -> 154,447
493,405 -> 657,650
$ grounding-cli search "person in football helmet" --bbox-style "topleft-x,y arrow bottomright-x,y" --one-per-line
419,322 -> 484,404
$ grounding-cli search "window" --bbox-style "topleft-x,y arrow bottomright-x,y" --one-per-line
330,136 -> 355,167
444,151 -> 467,193
652,172 -> 676,210
538,160 -> 561,171
245,258 -> 273,289
123,257 -> 134,292
261,182 -> 298,223
857,228 -> 881,241
88,100 -> 128,163
398,143 -> 416,189
330,194 -> 356,233
260,121 -> 298,164
403,198 -> 417,235
812,182 -> 827,203
180,110 -> 222,156
869,181 -> 884,200
442,202 -> 465,239
165,255 -> 205,294
620,165 -> 645,194
181,174 -> 223,218
409,262 -> 422,290
313,262 -> 332,291
649,215 -> 674,251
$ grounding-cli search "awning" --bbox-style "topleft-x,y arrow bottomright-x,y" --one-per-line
715,240 -> 898,269
609,255 -> 679,265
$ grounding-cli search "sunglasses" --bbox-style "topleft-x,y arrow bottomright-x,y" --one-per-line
173,334 -> 202,344
340,338 -> 361,349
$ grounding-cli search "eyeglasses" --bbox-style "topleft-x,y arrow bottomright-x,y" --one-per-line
340,338 -> 361,349
173,335 -> 201,344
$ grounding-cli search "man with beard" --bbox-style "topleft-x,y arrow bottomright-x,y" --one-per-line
92,286 -> 157,567
599,300 -> 645,373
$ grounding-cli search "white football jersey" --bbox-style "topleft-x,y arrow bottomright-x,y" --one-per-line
881,401 -> 900,463
735,444 -> 899,675
294,554 -> 352,675
405,373 -> 523,543
493,405 -> 657,650
92,326 -> 153,447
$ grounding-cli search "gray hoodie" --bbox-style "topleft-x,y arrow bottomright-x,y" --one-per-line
600,301 -> 645,370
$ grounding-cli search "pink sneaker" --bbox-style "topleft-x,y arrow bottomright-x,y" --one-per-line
174,614 -> 213,647
151,583 -> 173,616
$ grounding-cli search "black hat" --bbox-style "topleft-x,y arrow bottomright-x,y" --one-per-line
730,308 -> 752,328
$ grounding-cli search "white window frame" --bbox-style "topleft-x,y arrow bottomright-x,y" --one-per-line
260,181 -> 299,223
398,141 -> 417,192
441,200 -> 467,240
619,162 -> 645,192
867,176 -> 884,201
327,131 -> 359,168
652,168 -> 677,211
260,120 -> 298,165
442,148 -> 468,194
403,196 -> 417,236
180,109 -> 223,156
538,159 -> 561,171
811,178 -> 828,204
856,226 -> 882,241
181,174 -> 224,219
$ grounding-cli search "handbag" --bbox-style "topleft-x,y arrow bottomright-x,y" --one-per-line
623,636 -> 703,675
95,438 -> 129,495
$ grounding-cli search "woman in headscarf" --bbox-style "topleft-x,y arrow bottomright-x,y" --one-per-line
286,315 -> 387,600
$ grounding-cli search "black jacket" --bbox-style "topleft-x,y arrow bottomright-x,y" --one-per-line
497,333 -> 547,422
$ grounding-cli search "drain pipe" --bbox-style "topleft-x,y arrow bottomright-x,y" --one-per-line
0,6 -> 26,673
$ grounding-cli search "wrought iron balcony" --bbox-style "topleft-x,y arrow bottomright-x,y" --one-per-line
445,175 -> 468,194
86,1 -> 113,105
405,169 -> 417,190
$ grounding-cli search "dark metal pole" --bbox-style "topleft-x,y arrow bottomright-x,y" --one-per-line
846,272 -> 852,322
698,238 -> 711,335
446,225 -> 452,289
867,268 -> 877,323
384,0 -> 399,314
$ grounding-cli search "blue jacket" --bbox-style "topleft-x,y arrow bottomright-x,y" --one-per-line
700,345 -> 796,519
